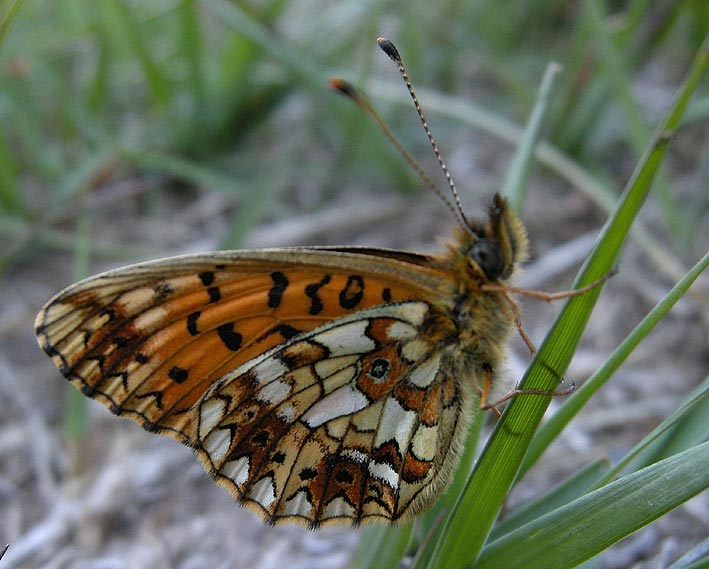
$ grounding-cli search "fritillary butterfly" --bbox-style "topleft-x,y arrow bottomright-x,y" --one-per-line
36,40 -> 541,528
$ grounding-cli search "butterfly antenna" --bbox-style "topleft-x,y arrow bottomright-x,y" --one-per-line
330,80 -> 465,226
376,38 -> 472,231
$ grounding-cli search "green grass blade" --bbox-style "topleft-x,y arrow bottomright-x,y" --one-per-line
476,441 -> 709,569
0,127 -> 23,215
178,0 -> 206,110
0,0 -> 26,50
425,33 -> 709,569
598,376 -> 709,485
99,0 -> 170,108
521,250 -> 709,476
350,524 -> 413,569
502,61 -> 562,213
200,0 -> 325,88
489,459 -> 610,540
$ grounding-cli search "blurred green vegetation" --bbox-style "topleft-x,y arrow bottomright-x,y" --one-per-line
0,0 -> 707,271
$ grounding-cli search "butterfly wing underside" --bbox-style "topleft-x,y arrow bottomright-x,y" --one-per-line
36,249 -> 471,526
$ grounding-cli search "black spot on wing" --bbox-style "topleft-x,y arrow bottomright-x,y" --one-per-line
199,271 -> 215,286
255,323 -> 302,344
366,357 -> 391,382
299,467 -> 318,481
154,282 -> 173,302
339,275 -> 364,309
335,470 -> 355,484
268,271 -> 289,308
187,311 -> 200,336
305,275 -> 331,315
207,286 -> 221,303
217,322 -> 243,351
272,324 -> 301,340
168,366 -> 189,383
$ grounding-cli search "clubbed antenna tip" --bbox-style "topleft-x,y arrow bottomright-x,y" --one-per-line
328,78 -> 356,98
377,37 -> 401,63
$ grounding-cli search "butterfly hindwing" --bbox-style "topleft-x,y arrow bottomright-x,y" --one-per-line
196,302 -> 467,526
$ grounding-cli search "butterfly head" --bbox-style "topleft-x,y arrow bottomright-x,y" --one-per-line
461,193 -> 529,283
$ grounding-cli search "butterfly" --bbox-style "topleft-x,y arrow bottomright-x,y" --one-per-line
36,39 -> 545,528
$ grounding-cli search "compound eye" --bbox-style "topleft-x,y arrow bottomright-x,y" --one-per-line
470,239 -> 505,280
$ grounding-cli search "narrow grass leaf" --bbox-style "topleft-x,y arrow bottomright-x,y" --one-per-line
489,459 -> 610,540
503,61 -> 562,212
475,441 -> 709,569
0,0 -> 26,49
201,0 -> 325,89
522,249 -> 709,476
350,524 -> 413,569
597,376 -> 709,486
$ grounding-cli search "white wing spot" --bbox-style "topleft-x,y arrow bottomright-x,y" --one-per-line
257,379 -> 292,405
342,448 -> 368,463
313,320 -> 375,356
118,287 -> 160,313
375,397 -> 417,450
386,320 -> 417,341
277,403 -> 297,422
324,496 -> 355,519
203,428 -> 232,465
401,339 -> 429,364
407,354 -> 441,387
252,357 -> 289,386
249,475 -> 277,508
283,490 -> 314,517
221,456 -> 250,487
301,385 -> 368,427
368,461 -> 399,489
411,424 -> 438,461
133,305 -> 169,334
389,302 -> 428,326
199,397 -> 227,439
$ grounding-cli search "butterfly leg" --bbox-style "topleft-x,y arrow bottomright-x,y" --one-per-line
481,383 -> 576,412
479,361 -> 576,414
497,290 -> 537,355
481,270 -> 616,303
484,271 -> 616,356
478,364 -> 502,417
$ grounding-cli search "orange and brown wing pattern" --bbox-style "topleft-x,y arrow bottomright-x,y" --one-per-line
36,250 -> 471,526
195,302 -> 470,526
35,250 -> 443,445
